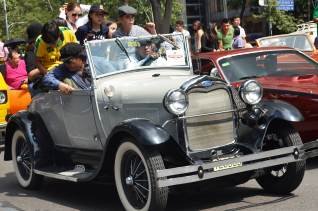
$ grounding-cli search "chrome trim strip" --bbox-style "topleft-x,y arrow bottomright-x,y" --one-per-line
158,155 -> 297,188
157,146 -> 299,178
34,170 -> 78,182
180,109 -> 235,120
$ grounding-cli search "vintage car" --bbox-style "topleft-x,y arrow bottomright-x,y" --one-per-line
193,47 -> 318,143
3,34 -> 318,211
256,33 -> 318,61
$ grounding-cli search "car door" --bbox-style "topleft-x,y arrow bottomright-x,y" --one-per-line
60,89 -> 103,150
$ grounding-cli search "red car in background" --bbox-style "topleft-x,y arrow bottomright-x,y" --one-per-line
192,47 -> 318,142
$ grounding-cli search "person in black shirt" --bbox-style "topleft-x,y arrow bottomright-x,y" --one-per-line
201,23 -> 218,52
24,22 -> 43,81
75,4 -> 109,45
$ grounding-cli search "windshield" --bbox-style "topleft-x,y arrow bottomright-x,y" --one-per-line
85,34 -> 190,77
257,34 -> 314,51
218,50 -> 318,82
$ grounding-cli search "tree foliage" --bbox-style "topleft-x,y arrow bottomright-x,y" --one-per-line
0,0 -> 182,40
253,0 -> 302,34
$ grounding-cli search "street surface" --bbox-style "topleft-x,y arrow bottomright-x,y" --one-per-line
1,147 -> 318,211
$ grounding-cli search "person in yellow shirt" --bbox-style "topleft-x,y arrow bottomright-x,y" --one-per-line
35,20 -> 77,76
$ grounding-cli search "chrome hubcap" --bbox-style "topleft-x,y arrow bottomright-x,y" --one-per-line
17,156 -> 22,163
126,176 -> 134,185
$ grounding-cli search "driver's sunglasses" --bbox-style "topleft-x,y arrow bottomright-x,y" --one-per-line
72,13 -> 83,17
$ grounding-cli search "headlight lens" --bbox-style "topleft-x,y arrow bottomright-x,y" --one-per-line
0,91 -> 6,104
164,89 -> 188,115
239,80 -> 263,105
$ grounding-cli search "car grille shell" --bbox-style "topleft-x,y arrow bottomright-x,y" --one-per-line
185,88 -> 235,151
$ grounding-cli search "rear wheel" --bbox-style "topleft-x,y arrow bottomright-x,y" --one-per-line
114,139 -> 168,211
256,124 -> 305,194
11,130 -> 43,189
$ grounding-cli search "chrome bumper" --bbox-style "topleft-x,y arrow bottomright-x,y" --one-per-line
157,141 -> 318,188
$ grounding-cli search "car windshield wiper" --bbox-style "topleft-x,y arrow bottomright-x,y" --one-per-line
239,75 -> 260,80
115,37 -> 131,62
158,34 -> 180,49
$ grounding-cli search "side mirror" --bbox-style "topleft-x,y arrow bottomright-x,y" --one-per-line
210,67 -> 220,78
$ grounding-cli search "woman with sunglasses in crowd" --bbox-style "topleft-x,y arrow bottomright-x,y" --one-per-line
59,1 -> 90,33
75,4 -> 109,45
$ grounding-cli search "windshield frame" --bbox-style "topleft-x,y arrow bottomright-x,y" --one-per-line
84,33 -> 192,79
256,33 -> 315,52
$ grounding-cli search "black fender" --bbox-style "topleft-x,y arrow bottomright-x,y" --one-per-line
259,99 -> 303,123
236,99 -> 303,152
4,111 -> 39,161
100,118 -> 189,176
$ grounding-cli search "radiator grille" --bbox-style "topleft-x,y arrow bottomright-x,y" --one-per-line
185,89 -> 235,151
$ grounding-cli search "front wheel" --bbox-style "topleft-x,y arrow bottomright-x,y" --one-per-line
114,139 -> 168,211
256,124 -> 305,194
11,129 -> 43,189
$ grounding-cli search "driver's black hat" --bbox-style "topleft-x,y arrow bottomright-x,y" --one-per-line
60,42 -> 86,62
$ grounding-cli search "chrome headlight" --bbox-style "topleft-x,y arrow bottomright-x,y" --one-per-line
164,89 -> 188,115
239,80 -> 263,105
0,91 -> 6,104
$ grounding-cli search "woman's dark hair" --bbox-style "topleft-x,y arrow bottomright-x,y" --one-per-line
54,18 -> 68,28
233,26 -> 240,37
41,21 -> 60,44
66,1 -> 80,19
7,49 -> 18,60
193,20 -> 202,29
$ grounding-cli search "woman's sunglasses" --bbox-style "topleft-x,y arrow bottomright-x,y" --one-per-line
72,13 -> 83,17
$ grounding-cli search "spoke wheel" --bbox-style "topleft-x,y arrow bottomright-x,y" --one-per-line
11,130 -> 43,189
256,124 -> 305,194
114,139 -> 168,211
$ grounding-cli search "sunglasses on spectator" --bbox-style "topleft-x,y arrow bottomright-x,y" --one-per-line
72,13 -> 83,17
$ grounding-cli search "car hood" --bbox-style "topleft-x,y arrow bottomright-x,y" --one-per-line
98,69 -> 196,103
232,74 -> 318,95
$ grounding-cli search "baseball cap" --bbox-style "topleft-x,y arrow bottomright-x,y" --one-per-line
118,5 -> 137,17
60,42 -> 86,63
89,4 -> 108,15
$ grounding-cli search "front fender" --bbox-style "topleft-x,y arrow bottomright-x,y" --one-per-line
105,118 -> 188,165
4,111 -> 39,161
259,99 -> 303,122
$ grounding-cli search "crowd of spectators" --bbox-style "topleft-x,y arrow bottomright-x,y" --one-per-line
0,1 -> 253,95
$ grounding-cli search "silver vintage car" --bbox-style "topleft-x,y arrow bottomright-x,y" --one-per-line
3,34 -> 318,211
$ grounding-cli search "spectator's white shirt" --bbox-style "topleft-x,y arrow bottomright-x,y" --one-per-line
239,25 -> 246,39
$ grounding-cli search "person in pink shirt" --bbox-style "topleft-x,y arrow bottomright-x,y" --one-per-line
5,50 -> 28,89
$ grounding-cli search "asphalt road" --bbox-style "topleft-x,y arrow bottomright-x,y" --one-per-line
1,147 -> 318,211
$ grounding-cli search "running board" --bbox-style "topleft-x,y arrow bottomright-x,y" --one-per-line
34,165 -> 94,182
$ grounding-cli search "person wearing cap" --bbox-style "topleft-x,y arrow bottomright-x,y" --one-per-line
75,4 -> 109,45
42,42 -> 90,94
35,21 -> 77,76
113,5 -> 156,38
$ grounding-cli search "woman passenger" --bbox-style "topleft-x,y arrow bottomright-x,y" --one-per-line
5,50 -> 28,89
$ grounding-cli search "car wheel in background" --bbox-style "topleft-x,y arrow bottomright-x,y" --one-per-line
114,139 -> 168,211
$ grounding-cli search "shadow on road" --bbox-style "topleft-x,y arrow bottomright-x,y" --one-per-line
166,185 -> 295,211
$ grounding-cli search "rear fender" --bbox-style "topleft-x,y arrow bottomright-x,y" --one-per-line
4,111 -> 39,161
